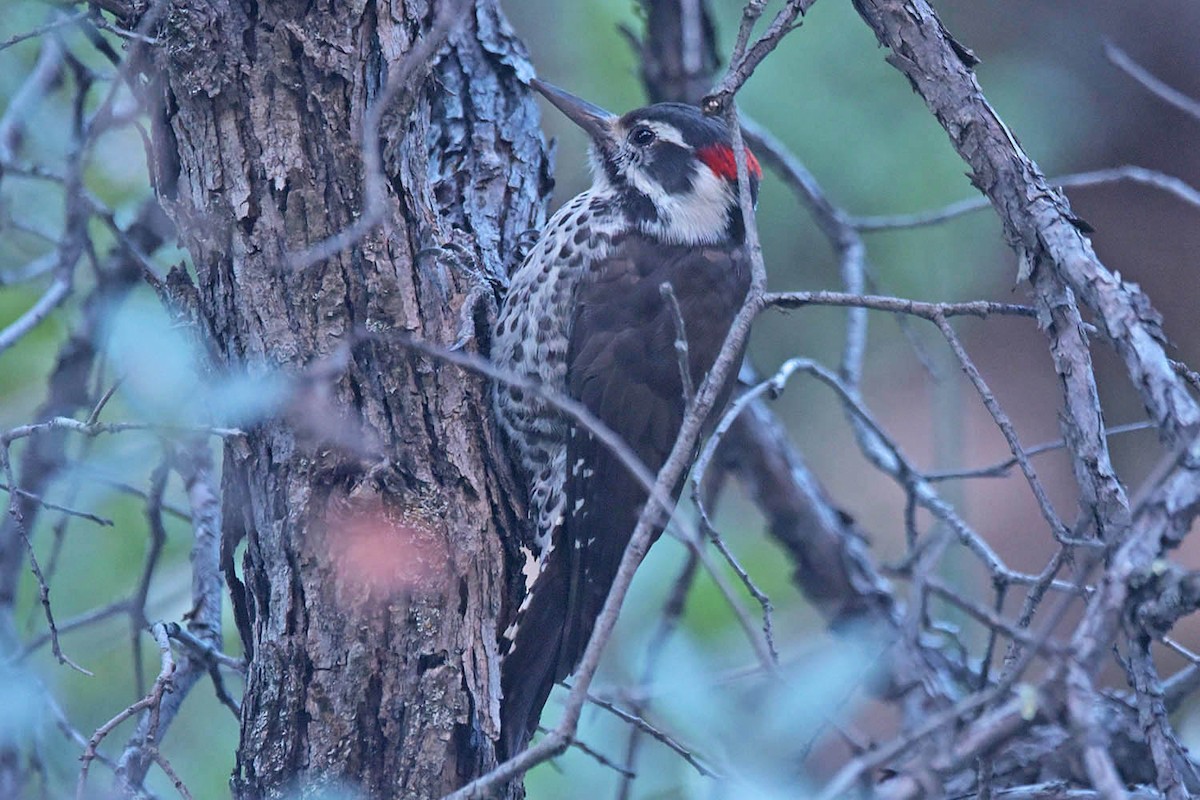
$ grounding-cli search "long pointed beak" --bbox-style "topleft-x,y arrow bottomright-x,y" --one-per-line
531,79 -> 618,145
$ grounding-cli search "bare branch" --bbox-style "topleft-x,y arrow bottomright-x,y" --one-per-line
861,0 -> 1199,452
1065,665 -> 1128,800
0,33 -> 65,162
1106,43 -> 1200,123
81,469 -> 192,521
702,0 -> 815,114
816,692 -> 1030,800
0,481 -> 114,527
77,621 -> 174,799
570,686 -> 717,779
764,290 -> 1035,321
932,314 -> 1074,544
147,746 -> 194,799
536,726 -> 636,779
116,440 -> 229,791
1123,640 -> 1193,799
927,421 -> 1155,482
13,598 -> 129,661
9,519 -> 92,676
0,12 -> 87,55
659,282 -> 695,408
849,7 -> 1199,717
0,276 -> 72,355
616,548 -> 699,799
737,115 -> 870,386
852,166 -> 1200,231
1,416 -> 243,445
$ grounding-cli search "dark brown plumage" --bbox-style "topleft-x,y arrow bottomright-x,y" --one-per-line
561,236 -> 751,666
492,81 -> 758,757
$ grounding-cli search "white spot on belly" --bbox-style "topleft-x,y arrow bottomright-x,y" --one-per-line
520,545 -> 540,592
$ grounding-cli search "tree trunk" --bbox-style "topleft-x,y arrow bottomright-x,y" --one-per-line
146,1 -> 547,796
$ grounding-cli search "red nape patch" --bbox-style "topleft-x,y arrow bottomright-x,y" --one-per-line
697,144 -> 762,182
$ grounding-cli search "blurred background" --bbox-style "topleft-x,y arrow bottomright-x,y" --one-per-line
1,0 -> 1198,797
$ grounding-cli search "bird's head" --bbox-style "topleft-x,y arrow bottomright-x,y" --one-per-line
532,80 -> 761,247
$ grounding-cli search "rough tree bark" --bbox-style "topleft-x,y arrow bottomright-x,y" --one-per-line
140,1 -> 549,796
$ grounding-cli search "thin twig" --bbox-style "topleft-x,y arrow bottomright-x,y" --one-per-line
689,359 -> 814,658
738,115 -> 873,397
82,470 -> 192,521
572,686 -> 717,779
616,549 -> 699,800
0,482 -> 113,527
927,421 -> 1155,482
536,726 -> 636,779
0,12 -> 88,54
851,166 -> 1200,231
782,358 -> 1011,575
702,0 -> 815,114
13,522 -> 93,676
131,458 -> 169,695
13,598 -> 129,662
660,282 -> 696,408
148,746 -> 193,799
86,378 -> 124,426
924,577 -> 1063,654
932,313 -> 1075,544
815,692 -> 1025,800
764,290 -> 1035,320
0,276 -> 72,355
77,622 -> 174,799
1105,43 -> 1200,123
116,440 -> 233,790
165,623 -> 244,673
1,416 -> 243,445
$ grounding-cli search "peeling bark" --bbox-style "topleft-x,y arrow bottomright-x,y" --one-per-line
147,1 -> 549,796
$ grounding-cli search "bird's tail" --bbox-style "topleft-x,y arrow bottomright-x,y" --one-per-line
498,546 -> 570,759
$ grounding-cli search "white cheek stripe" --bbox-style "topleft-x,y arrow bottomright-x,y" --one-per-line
635,162 -> 734,246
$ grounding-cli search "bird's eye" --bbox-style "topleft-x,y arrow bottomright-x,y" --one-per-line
630,126 -> 656,146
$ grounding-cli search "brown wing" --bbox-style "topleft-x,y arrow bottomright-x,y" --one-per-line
556,235 -> 751,672
499,233 -> 750,757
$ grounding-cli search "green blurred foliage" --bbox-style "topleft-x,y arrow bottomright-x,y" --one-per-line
1,7 -> 252,792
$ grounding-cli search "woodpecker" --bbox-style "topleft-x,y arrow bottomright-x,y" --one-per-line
493,80 -> 760,756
